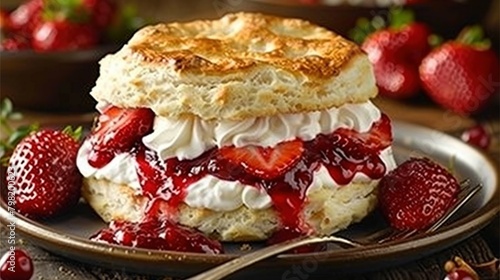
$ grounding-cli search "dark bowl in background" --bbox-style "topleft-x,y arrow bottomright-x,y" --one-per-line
237,0 -> 494,40
0,45 -> 120,113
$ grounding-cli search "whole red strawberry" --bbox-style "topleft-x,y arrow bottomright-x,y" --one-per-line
8,128 -> 83,220
356,9 -> 431,98
1,35 -> 30,51
0,249 -> 34,280
32,20 -> 98,51
82,0 -> 117,30
378,157 -> 460,231
420,26 -> 500,115
9,0 -> 43,37
461,124 -> 491,149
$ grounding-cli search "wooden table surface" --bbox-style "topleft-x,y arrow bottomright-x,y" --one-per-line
1,96 -> 499,279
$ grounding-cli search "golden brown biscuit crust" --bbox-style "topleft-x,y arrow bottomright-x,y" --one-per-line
90,13 -> 377,120
130,13 -> 362,78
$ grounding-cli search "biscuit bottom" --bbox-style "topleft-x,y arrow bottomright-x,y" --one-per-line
82,177 -> 378,241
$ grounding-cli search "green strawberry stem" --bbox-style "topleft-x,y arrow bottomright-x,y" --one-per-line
456,25 -> 491,49
62,125 -> 83,142
428,34 -> 444,48
349,7 -> 415,44
388,8 -> 414,29
44,0 -> 90,23
106,4 -> 147,44
0,99 -> 82,166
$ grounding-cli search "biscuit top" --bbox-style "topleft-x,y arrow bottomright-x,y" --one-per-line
129,12 -> 360,78
90,13 -> 378,120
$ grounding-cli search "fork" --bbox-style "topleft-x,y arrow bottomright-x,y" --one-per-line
187,181 -> 482,280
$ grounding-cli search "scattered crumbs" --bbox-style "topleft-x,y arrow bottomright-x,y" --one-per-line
37,276 -> 44,280
58,266 -> 64,272
240,243 -> 252,251
18,239 -> 25,245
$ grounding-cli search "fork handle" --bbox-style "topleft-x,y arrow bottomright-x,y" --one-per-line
186,235 -> 361,280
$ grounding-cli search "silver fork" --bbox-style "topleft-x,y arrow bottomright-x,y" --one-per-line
187,181 -> 482,280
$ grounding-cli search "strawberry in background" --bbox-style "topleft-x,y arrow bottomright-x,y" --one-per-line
419,26 -> 500,116
82,0 -> 117,30
0,7 -> 31,50
351,8 -> 431,99
31,0 -> 111,51
1,0 -> 143,52
9,0 -> 43,37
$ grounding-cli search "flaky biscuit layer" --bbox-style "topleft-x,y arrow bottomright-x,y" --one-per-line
82,177 -> 378,241
90,13 -> 377,120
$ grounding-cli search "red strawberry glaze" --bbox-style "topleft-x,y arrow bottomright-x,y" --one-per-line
89,113 -> 392,251
91,218 -> 223,254
131,114 -> 392,231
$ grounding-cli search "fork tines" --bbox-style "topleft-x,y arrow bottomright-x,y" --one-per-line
375,179 -> 482,244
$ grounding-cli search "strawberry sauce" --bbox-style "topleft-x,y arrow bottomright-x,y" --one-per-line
135,114 -> 390,230
91,113 -> 391,252
91,218 -> 223,254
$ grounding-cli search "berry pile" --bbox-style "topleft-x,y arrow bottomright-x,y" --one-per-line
351,9 -> 499,116
0,0 -> 142,51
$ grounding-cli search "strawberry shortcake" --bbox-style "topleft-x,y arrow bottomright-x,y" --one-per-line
77,13 -> 397,242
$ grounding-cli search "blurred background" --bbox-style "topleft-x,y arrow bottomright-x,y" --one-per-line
0,0 -> 499,116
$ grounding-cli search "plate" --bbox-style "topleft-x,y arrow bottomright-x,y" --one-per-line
0,121 -> 498,278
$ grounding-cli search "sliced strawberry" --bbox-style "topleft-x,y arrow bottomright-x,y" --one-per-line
336,113 -> 392,151
219,140 -> 304,179
88,107 -> 154,168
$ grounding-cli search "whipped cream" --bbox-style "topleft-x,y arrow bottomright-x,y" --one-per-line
77,100 -> 393,212
143,101 -> 381,160
77,145 -> 396,212
184,147 -> 396,211
77,141 -> 141,190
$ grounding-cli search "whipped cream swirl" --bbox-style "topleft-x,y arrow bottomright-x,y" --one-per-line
143,101 -> 381,160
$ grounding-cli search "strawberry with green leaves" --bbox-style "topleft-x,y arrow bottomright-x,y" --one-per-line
31,0 -> 100,51
1,99 -> 83,220
419,26 -> 500,116
351,8 -> 431,99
